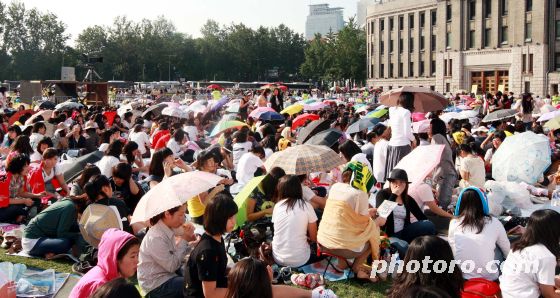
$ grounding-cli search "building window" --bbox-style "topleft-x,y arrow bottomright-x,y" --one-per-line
526,0 -> 533,11
389,17 -> 394,31
525,22 -> 532,41
501,26 -> 508,44
446,32 -> 451,48
380,64 -> 385,77
420,35 -> 425,51
380,41 -> 384,53
409,61 -> 414,77
399,63 -> 403,77
446,3 -> 452,22
420,12 -> 425,28
380,19 -> 385,31
484,28 -> 491,47
409,14 -> 415,29
529,54 -> 533,73
522,54 -> 527,72
524,81 -> 531,93
556,21 -> 560,39
431,10 -> 437,26
399,38 -> 403,53
444,59 -> 448,76
399,16 -> 404,30
555,53 -> 560,70
469,0 -> 476,20
420,61 -> 425,76
431,34 -> 436,51
502,0 -> 508,15
449,59 -> 453,76
389,38 -> 394,53
446,83 -> 451,92
557,0 -> 560,8
410,37 -> 414,52
390,63 -> 394,77
485,0 -> 492,18
431,60 -> 436,76
469,30 -> 476,49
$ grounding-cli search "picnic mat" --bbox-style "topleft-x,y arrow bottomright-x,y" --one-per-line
300,258 -> 354,281
7,251 -> 79,263
0,262 -> 74,297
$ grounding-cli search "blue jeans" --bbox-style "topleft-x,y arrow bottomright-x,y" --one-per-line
0,205 -> 28,223
146,276 -> 184,298
28,237 -> 73,257
392,220 -> 437,256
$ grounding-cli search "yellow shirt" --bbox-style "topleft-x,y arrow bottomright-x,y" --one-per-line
187,195 -> 205,218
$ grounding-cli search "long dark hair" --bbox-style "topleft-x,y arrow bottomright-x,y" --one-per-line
512,209 -> 560,257
387,236 -> 463,298
84,174 -> 111,201
430,118 -> 447,137
105,140 -> 123,158
225,258 -> 272,298
261,167 -> 285,200
338,140 -> 362,162
521,93 -> 533,114
10,135 -> 33,155
456,189 -> 491,234
397,92 -> 415,112
149,148 -> 173,177
276,175 -> 304,211
122,141 -> 139,164
91,278 -> 141,298
77,164 -> 101,189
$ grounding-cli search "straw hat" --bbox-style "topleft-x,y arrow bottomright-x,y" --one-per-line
79,204 -> 123,247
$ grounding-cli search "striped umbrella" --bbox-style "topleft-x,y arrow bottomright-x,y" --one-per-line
209,120 -> 248,137
264,144 -> 344,175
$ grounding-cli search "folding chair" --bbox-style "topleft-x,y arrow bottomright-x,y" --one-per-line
316,243 -> 353,281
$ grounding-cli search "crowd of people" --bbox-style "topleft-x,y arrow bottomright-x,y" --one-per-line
0,85 -> 559,298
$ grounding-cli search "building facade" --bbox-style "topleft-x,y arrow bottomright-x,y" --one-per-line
305,4 -> 345,40
366,0 -> 560,96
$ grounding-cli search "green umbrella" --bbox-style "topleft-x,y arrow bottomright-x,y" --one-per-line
234,175 -> 266,229
366,108 -> 388,118
544,116 -> 560,130
209,120 -> 248,137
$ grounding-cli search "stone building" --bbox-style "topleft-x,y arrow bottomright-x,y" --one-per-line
306,4 -> 345,40
366,0 -> 560,96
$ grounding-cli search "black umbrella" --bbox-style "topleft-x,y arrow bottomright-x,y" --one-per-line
38,100 -> 56,110
346,118 -> 381,134
482,109 -> 517,123
297,119 -> 331,144
142,103 -> 167,117
305,128 -> 345,148
63,150 -> 104,183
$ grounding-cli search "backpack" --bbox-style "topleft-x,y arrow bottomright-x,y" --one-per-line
461,278 -> 501,298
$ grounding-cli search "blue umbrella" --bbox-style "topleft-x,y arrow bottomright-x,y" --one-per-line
444,106 -> 462,113
346,117 -> 381,134
211,96 -> 229,112
259,111 -> 285,122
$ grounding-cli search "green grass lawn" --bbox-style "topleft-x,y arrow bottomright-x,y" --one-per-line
0,248 -> 390,297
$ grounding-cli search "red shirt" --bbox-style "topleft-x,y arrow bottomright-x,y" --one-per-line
151,130 -> 170,149
154,134 -> 171,151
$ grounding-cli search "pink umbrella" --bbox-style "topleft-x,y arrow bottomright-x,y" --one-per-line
393,145 -> 444,185
249,107 -> 275,118
379,86 -> 448,113
304,102 -> 327,111
412,119 -> 431,134
412,112 -> 426,122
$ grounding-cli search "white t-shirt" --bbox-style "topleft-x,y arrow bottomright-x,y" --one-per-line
272,199 -> 318,267
96,156 -> 120,178
328,183 -> 369,216
373,139 -> 389,183
388,107 -> 415,147
183,126 -> 198,142
236,152 -> 264,185
130,131 -> 151,155
302,184 -> 316,202
460,155 -> 486,189
264,148 -> 273,160
30,150 -> 42,163
448,217 -> 510,280
392,204 -> 407,233
350,153 -> 373,174
500,244 -> 557,298
167,138 -> 182,158
232,142 -> 253,170
280,127 -> 292,140
29,133 -> 44,151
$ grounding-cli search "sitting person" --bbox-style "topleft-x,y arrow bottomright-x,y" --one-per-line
84,175 -> 131,232
27,148 -> 70,197
317,162 -> 381,281
22,196 -> 85,258
448,187 -> 509,281
70,164 -> 101,198
30,137 -> 53,163
184,193 -> 238,298
236,146 -> 266,185
245,167 -> 285,224
500,209 -> 560,297
226,257 -> 335,298
110,163 -> 144,213
138,204 -> 197,298
458,143 -> 486,189
70,229 -> 140,298
91,278 -> 141,298
96,140 -> 123,178
0,154 -> 44,223
376,169 -> 436,256
387,236 -> 463,298
272,175 -> 319,268
298,174 -> 326,210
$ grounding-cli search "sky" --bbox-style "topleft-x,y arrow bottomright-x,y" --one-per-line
15,0 -> 357,44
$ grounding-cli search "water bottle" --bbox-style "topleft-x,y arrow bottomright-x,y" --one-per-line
551,187 -> 560,207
